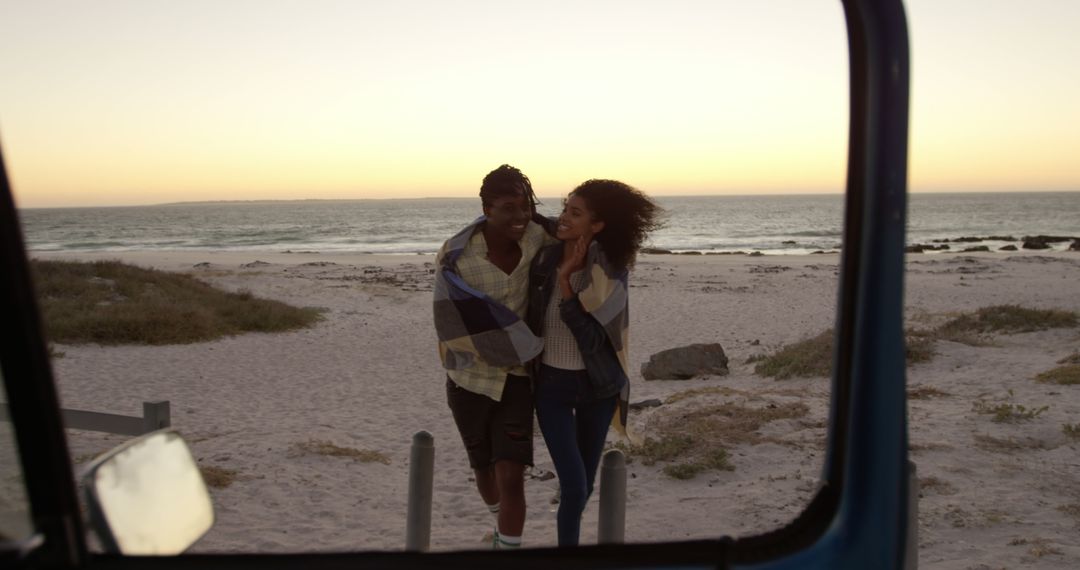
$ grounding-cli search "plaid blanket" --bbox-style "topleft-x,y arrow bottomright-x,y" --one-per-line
577,242 -> 633,438
433,217 -> 544,370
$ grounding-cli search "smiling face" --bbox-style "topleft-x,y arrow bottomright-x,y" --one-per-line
483,191 -> 533,242
557,194 -> 604,241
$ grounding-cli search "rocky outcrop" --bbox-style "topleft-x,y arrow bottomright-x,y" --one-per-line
641,343 -> 729,380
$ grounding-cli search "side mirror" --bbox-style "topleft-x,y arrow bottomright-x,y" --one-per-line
81,429 -> 214,555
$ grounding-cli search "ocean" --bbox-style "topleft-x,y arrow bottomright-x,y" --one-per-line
17,192 -> 1080,256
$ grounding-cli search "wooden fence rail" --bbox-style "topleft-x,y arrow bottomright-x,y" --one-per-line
0,400 -> 170,436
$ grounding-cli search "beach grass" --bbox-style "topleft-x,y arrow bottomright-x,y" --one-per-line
972,400 -> 1048,423
1064,424 -> 1080,440
753,329 -> 936,379
290,439 -> 391,464
31,259 -> 323,345
907,385 -> 950,400
754,305 -> 1078,379
617,400 -> 808,479
199,465 -> 239,489
936,305 -> 1077,340
753,330 -> 833,379
1035,364 -> 1080,385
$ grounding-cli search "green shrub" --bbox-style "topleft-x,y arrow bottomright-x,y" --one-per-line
1035,365 -> 1080,385
972,401 -> 1048,423
753,330 -> 833,379
937,305 -> 1076,339
753,328 -> 938,379
32,259 -> 323,345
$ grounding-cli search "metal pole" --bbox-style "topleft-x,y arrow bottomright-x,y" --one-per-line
597,449 -> 626,544
143,400 -> 170,433
405,430 -> 434,551
905,460 -> 918,570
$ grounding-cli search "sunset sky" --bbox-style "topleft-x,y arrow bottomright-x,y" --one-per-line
1,0 -> 1077,208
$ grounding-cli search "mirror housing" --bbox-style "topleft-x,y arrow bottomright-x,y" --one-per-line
81,429 -> 214,555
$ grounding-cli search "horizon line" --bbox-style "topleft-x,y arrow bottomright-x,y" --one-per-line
17,188 -> 1080,210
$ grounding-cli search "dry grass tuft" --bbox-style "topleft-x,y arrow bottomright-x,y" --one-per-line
1058,352 -> 1080,365
918,476 -> 957,495
617,400 -> 809,479
904,331 -> 938,364
290,439 -> 391,464
664,386 -> 744,405
200,465 -> 239,489
1035,364 -> 1080,385
972,400 -> 1048,423
753,330 -> 833,379
752,306 -> 1077,380
31,259 -> 323,345
909,441 -> 953,453
973,434 -> 1052,452
1063,423 -> 1080,440
1057,504 -> 1080,526
907,385 -> 950,400
937,305 -> 1077,340
753,328 -> 952,380
1009,537 -> 1063,558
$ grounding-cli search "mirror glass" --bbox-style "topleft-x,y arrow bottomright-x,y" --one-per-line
84,429 -> 213,555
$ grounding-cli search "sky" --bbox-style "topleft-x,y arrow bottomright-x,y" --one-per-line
1,0 -> 1077,208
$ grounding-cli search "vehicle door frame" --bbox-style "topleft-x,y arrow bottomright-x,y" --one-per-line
0,0 -> 910,567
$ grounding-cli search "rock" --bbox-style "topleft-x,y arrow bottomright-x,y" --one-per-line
629,398 -> 663,410
953,236 -> 984,243
676,251 -> 703,255
1021,237 -> 1051,250
641,343 -> 730,380
781,240 -> 797,245
905,245 -> 925,253
1022,235 -> 1075,244
526,468 -> 556,482
748,251 -> 764,257
998,245 -> 1018,251
1070,240 -> 1080,252
242,260 -> 271,267
193,262 -> 212,268
641,247 -> 672,254
961,246 -> 990,252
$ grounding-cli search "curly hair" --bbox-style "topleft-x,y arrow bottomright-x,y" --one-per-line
570,179 -> 662,273
480,164 -> 538,210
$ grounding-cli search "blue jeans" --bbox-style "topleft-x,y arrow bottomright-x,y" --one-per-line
534,364 -> 618,546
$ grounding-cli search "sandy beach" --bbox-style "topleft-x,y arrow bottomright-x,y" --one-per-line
35,248 -> 1080,568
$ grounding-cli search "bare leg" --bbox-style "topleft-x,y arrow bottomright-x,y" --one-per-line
474,465 -> 499,506
494,459 -> 526,536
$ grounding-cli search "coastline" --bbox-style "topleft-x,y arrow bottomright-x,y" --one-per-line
37,249 -> 1080,567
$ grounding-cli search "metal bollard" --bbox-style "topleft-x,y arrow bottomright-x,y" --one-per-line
597,449 -> 626,544
906,460 -> 918,570
405,431 -> 435,551
143,400 -> 171,433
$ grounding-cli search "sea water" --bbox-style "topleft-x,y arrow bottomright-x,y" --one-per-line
17,192 -> 1080,255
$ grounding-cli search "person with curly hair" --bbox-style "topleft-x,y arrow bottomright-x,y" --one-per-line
525,179 -> 662,546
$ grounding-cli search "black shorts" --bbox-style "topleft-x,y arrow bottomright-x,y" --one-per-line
446,374 -> 534,469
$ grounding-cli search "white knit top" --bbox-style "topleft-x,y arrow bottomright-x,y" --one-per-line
541,271 -> 587,370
